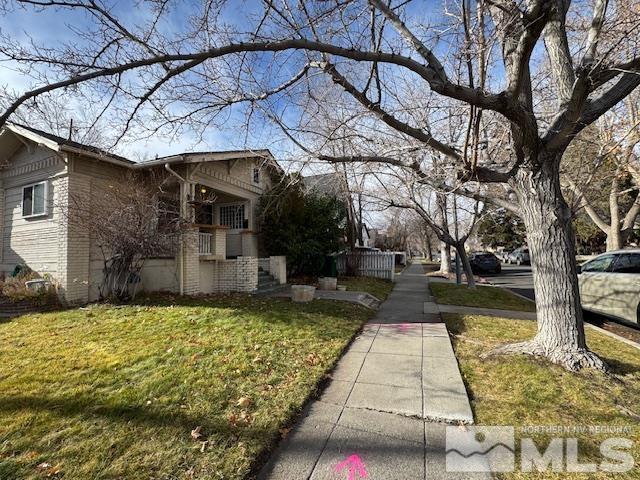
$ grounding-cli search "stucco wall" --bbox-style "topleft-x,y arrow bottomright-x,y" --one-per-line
139,258 -> 179,293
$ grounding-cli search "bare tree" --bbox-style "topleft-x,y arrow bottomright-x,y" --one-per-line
365,162 -> 483,287
2,0 -> 640,369
64,172 -> 188,300
563,94 -> 640,251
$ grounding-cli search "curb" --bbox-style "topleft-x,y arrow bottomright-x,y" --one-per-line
585,323 -> 640,351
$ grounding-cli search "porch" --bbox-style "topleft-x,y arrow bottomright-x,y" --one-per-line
191,183 -> 258,259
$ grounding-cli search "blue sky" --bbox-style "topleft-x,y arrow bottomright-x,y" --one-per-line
0,0 -> 467,164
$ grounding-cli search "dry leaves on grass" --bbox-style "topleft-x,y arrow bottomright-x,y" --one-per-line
190,426 -> 203,440
305,353 -> 320,366
36,462 -> 62,477
228,411 -> 253,427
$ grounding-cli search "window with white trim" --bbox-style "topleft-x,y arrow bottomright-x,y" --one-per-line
219,204 -> 245,230
253,167 -> 260,184
22,181 -> 48,218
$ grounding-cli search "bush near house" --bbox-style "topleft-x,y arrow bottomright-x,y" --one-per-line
0,295 -> 371,479
259,178 -> 346,276
0,267 -> 58,307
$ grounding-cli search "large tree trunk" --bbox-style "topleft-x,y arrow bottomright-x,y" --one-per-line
440,242 -> 451,273
491,157 -> 607,371
455,243 -> 476,289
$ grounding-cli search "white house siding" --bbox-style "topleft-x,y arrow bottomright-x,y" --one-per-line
191,160 -> 267,231
0,145 -> 66,279
73,158 -> 131,301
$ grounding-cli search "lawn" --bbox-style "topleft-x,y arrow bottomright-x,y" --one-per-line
429,282 -> 536,312
338,276 -> 394,301
445,313 -> 640,479
0,295 -> 372,480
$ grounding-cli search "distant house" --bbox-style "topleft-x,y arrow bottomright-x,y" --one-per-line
0,123 -> 286,303
302,172 -> 347,198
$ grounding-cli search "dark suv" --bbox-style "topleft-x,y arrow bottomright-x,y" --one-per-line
469,252 -> 502,274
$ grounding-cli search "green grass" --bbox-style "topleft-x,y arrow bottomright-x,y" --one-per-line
338,276 -> 394,301
444,313 -> 640,479
429,282 -> 536,312
0,295 -> 372,479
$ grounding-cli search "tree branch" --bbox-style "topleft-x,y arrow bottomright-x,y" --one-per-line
317,61 -> 461,159
0,38 -> 518,128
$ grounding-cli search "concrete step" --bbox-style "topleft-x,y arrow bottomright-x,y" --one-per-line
254,283 -> 289,296
258,280 -> 278,289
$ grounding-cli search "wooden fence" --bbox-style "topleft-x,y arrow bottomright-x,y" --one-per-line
336,251 -> 395,281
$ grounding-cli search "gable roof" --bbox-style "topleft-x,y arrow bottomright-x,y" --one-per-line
135,149 -> 283,173
1,123 -> 283,173
3,123 -> 134,166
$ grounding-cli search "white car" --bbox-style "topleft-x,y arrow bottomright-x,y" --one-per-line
578,249 -> 640,324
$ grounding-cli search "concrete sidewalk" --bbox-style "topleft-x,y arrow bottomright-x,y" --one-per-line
259,263 -> 483,480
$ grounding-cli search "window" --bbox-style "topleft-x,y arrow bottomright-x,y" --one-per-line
581,254 -> 615,273
253,167 -> 260,184
219,204 -> 246,230
22,181 -> 47,217
610,253 -> 640,274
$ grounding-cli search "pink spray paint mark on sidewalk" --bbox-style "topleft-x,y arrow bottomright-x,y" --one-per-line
335,454 -> 368,479
387,322 -> 416,333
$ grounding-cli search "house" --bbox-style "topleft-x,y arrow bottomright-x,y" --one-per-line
0,123 -> 286,304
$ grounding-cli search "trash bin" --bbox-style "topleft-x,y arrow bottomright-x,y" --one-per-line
322,255 -> 337,278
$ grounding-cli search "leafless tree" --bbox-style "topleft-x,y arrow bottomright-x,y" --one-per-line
64,172 -> 188,300
562,93 -> 640,250
2,0 -> 640,369
365,161 -> 483,287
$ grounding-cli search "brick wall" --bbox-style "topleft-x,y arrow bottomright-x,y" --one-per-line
182,228 -> 200,295
198,256 -> 259,293
235,256 -> 258,292
56,174 -> 91,304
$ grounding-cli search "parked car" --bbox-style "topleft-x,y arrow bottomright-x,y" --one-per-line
469,252 -> 502,274
507,247 -> 530,265
578,249 -> 640,324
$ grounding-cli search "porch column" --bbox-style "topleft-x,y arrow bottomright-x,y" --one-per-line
241,231 -> 258,257
182,227 -> 200,295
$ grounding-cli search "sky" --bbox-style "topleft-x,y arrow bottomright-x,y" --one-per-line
0,1 -> 454,162
0,1 -> 275,158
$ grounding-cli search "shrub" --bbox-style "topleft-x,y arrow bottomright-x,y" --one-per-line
259,178 -> 346,276
0,270 -> 57,304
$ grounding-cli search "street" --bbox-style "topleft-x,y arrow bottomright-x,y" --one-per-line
483,263 -> 640,343
483,264 -> 535,300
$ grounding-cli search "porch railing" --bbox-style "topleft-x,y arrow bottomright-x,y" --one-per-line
199,232 -> 213,255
